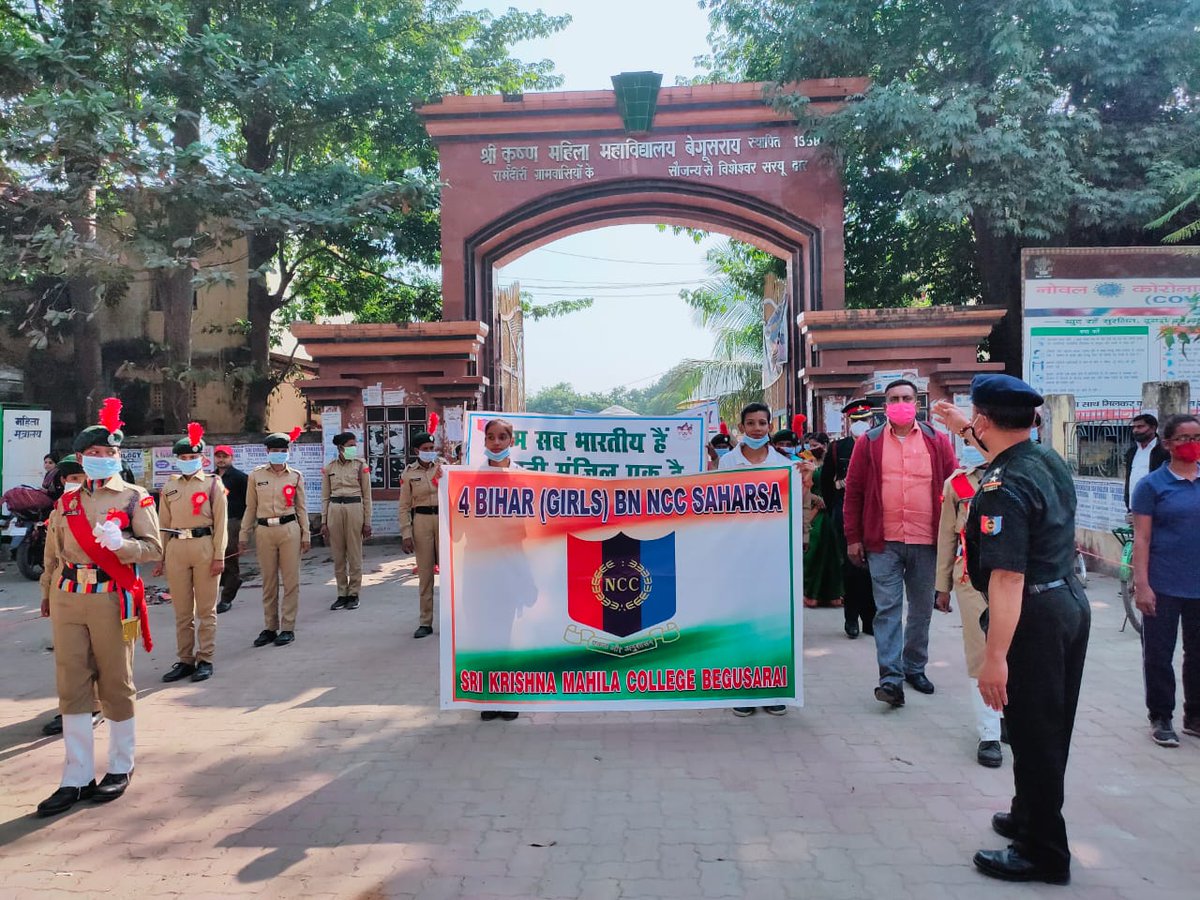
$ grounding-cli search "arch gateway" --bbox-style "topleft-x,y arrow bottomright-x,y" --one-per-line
294,77 -> 1003,498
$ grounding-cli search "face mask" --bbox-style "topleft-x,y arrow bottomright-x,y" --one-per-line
741,434 -> 770,450
418,450 -> 438,464
714,447 -> 731,458
780,447 -> 798,459
267,451 -> 289,466
849,420 -> 870,438
885,402 -> 917,426
1030,427 -> 1040,443
1174,441 -> 1200,463
81,455 -> 122,480
63,481 -> 84,493
484,447 -> 511,462
341,445 -> 358,460
176,457 -> 203,475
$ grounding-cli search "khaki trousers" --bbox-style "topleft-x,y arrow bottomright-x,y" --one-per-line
327,502 -> 364,595
257,520 -> 301,631
413,512 -> 438,627
50,587 -> 135,721
166,536 -> 218,664
954,579 -> 989,678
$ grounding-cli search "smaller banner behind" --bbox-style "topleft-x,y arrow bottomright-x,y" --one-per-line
1,408 -> 50,493
463,411 -> 705,477
439,466 -> 802,712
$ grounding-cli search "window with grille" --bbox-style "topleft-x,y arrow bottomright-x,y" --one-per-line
150,383 -> 199,410
364,405 -> 427,489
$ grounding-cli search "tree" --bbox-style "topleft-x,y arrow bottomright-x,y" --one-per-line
702,0 -> 1200,366
525,369 -> 696,417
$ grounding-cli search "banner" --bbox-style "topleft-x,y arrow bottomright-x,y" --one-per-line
463,411 -> 706,477
1,408 -> 50,494
438,466 -> 803,712
150,441 -> 324,514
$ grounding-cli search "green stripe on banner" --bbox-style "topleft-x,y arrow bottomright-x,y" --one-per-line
1030,326 -> 1147,336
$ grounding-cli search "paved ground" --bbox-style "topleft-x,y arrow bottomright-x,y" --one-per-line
1,542 -> 1197,899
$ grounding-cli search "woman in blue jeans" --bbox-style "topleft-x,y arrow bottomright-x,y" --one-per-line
1131,413 -> 1200,747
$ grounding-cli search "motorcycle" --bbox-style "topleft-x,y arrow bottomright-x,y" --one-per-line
1,486 -> 54,581
14,511 -> 48,581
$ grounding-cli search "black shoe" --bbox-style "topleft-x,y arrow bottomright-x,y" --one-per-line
499,711 -> 519,721
1183,717 -> 1200,738
905,673 -> 935,694
973,847 -> 1069,885
1000,717 -> 1010,744
91,772 -> 132,803
977,740 -> 1003,768
480,711 -> 500,721
273,631 -> 295,646
330,596 -> 348,610
992,812 -> 1019,841
345,596 -> 360,610
862,622 -> 874,636
732,707 -> 756,717
191,661 -> 214,682
41,712 -> 101,735
844,622 -> 859,639
1151,717 -> 1180,747
36,781 -> 96,817
254,629 -> 277,647
216,599 -> 233,614
413,625 -> 433,639
162,662 -> 196,683
762,705 -> 787,716
874,683 -> 905,707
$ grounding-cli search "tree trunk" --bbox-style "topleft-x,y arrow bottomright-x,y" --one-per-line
68,257 -> 103,428
972,215 -> 1022,375
241,108 -> 278,431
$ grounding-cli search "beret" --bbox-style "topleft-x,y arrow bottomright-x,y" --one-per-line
842,399 -> 873,417
73,424 -> 122,452
771,429 -> 798,444
56,455 -> 84,476
970,374 -> 1043,407
172,437 -> 203,455
263,433 -> 292,449
411,432 -> 435,448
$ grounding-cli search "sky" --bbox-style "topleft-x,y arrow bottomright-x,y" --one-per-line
480,0 -> 724,394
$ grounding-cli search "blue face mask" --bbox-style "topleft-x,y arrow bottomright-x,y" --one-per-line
81,455 -> 122,480
267,451 -> 289,466
176,457 -> 203,475
484,447 -> 511,462
714,447 -> 731,458
741,434 -> 770,450
418,450 -> 438,464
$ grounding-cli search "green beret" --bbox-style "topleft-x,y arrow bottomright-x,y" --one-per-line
73,424 -> 122,452
264,433 -> 291,449
771,429 -> 798,444
57,455 -> 84,477
411,432 -> 434,448
173,437 -> 204,455
332,431 -> 356,447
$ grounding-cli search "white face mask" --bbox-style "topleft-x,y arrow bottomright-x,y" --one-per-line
63,481 -> 84,493
849,420 -> 870,437
418,450 -> 438,464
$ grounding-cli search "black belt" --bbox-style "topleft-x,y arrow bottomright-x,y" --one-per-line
1026,578 -> 1068,595
171,527 -> 213,540
413,506 -> 439,515
257,514 -> 297,526
62,563 -> 111,585
330,496 -> 362,504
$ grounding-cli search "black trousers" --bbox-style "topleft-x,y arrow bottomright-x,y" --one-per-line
1142,593 -> 1200,722
1004,580 -> 1090,871
220,516 -> 243,603
831,500 -> 876,630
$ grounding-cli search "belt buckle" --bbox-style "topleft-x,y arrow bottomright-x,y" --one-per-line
78,568 -> 97,585
268,516 -> 280,526
178,530 -> 193,540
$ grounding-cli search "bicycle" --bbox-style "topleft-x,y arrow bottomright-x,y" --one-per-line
1112,525 -> 1141,635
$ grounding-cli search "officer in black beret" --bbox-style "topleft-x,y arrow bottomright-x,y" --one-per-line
934,374 -> 1089,885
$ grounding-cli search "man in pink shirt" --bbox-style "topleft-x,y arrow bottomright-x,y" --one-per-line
844,380 -> 958,707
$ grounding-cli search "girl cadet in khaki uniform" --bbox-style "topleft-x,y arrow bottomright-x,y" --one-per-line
240,429 -> 310,648
157,423 -> 228,684
322,431 -> 372,611
399,431 -> 443,638
37,399 -> 162,817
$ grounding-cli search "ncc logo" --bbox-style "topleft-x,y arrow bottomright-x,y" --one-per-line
566,533 -> 677,638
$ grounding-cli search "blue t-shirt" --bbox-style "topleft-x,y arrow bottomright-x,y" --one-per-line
1131,464 -> 1200,599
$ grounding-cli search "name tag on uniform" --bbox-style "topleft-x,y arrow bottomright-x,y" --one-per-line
165,488 -> 179,497
410,476 -> 423,483
257,480 -> 269,487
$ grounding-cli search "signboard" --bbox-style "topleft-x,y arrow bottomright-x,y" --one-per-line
1073,477 -> 1126,532
1,407 -> 50,493
120,449 -> 148,486
871,369 -> 929,394
462,411 -> 706,477
151,441 -> 324,514
438,466 -> 802,711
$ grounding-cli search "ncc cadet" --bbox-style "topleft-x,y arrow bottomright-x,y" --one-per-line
240,429 -> 310,648
399,431 -> 442,639
321,431 -> 372,610
936,374 -> 1090,886
36,399 -> 162,816
157,424 -> 228,683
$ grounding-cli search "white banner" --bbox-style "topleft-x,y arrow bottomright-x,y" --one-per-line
1,408 -> 51,493
463,411 -> 706,477
150,441 -> 324,513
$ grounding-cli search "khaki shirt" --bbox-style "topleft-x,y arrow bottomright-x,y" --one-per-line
397,460 -> 443,540
321,456 -> 373,520
935,466 -> 982,594
240,464 -> 310,544
158,471 -> 229,556
42,477 -> 164,596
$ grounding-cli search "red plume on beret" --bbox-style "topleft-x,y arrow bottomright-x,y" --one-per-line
791,414 -> 807,433
427,412 -> 440,434
288,426 -> 303,442
719,421 -> 729,436
98,397 -> 124,434
187,422 -> 204,447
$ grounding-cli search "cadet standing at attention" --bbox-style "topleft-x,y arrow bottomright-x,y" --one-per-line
158,423 -> 228,684
399,430 -> 442,639
240,428 -> 310,648
36,399 -> 162,816
935,374 -> 1090,886
322,431 -> 372,611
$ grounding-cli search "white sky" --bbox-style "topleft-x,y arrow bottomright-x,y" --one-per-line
480,0 -> 722,394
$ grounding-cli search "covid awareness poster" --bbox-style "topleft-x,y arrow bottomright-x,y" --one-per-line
438,465 -> 803,712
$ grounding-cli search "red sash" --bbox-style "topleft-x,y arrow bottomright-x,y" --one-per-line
950,472 -> 977,585
62,492 -> 153,652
